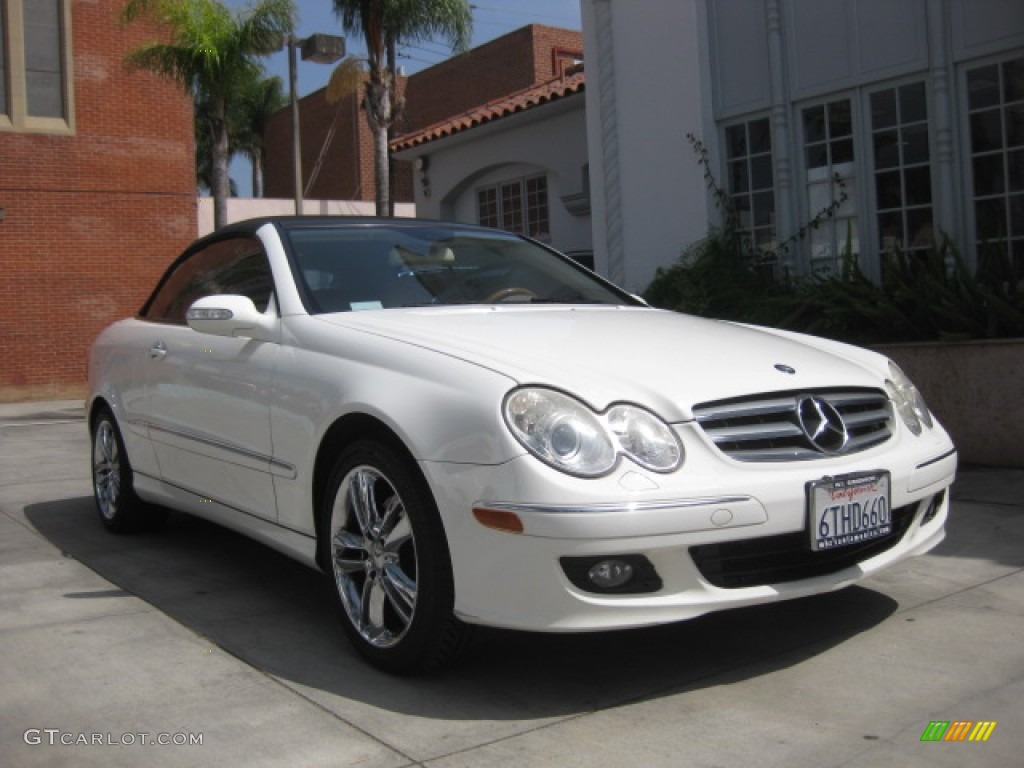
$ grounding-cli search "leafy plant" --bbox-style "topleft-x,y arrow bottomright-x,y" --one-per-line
644,138 -> 1024,344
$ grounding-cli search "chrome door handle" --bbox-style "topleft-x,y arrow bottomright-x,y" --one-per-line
148,340 -> 167,360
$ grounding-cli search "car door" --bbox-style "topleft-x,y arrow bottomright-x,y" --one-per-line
139,234 -> 280,522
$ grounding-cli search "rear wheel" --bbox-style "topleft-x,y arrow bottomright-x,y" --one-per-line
324,440 -> 468,674
91,408 -> 165,533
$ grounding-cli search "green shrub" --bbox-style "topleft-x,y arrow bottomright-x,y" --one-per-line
643,137 -> 1024,344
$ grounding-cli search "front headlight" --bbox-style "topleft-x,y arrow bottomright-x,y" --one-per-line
503,387 -> 683,477
885,361 -> 934,435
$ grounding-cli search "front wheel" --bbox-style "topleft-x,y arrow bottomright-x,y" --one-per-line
91,408 -> 165,533
323,440 -> 469,674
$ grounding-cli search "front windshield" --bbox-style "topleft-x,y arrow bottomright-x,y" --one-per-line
282,224 -> 635,314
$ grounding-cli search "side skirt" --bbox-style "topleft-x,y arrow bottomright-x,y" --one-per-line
134,473 -> 321,571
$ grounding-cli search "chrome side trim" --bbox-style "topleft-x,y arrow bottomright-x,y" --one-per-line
475,496 -> 752,516
131,419 -> 297,479
153,475 -> 315,540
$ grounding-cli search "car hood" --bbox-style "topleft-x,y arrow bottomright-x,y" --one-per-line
314,306 -> 887,422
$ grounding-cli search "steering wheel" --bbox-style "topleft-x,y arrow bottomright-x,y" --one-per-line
484,286 -> 537,303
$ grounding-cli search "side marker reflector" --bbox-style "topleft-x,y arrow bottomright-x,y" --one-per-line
472,507 -> 524,533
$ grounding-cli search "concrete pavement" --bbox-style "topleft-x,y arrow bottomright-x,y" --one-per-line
1,401 -> 1021,767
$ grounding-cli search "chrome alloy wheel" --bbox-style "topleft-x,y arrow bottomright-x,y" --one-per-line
93,419 -> 122,520
331,466 -> 419,648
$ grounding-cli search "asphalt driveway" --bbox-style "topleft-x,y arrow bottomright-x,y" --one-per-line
1,401 -> 1021,767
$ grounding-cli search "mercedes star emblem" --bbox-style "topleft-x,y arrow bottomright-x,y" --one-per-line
796,396 -> 849,453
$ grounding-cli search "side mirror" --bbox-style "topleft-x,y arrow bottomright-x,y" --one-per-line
186,295 -> 276,341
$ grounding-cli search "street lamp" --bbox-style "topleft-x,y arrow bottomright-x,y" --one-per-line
287,33 -> 346,215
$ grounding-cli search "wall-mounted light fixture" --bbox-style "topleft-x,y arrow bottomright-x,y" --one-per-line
416,156 -> 431,197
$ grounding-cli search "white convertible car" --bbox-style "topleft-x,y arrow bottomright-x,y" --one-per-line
88,217 -> 957,673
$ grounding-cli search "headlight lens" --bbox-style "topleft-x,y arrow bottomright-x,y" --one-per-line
885,361 -> 933,435
606,404 -> 683,472
503,387 -> 683,477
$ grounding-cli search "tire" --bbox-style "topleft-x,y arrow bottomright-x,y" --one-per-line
323,440 -> 469,674
91,408 -> 166,533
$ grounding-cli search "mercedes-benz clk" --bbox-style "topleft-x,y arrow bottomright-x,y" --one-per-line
88,217 -> 957,673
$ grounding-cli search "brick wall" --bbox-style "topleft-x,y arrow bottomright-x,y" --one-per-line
263,25 -> 583,205
264,87 -> 373,201
265,72 -> 415,204
0,0 -> 195,401
401,25 -> 584,132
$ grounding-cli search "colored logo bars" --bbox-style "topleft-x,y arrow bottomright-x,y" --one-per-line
920,721 -> 997,742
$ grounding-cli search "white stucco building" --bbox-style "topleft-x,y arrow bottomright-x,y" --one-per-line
582,0 -> 1024,292
392,72 -> 594,266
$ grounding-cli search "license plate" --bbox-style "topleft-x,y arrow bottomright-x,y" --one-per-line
808,471 -> 891,552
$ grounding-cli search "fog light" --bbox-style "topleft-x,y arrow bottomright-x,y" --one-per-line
921,490 -> 945,525
588,559 -> 634,589
560,554 -> 662,594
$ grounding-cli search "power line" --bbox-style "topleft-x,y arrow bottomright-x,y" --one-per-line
470,3 -> 579,25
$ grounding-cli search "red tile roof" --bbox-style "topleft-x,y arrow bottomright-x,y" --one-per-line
390,69 -> 585,152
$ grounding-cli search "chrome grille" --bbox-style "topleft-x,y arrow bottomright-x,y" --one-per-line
693,388 -> 893,462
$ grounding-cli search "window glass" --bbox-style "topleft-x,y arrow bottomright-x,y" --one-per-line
24,0 -> 63,118
967,56 -> 1024,270
970,110 -> 1002,153
875,171 -> 901,209
525,176 -> 549,239
500,181 -> 523,234
729,159 -> 748,193
284,225 -> 632,312
803,100 -> 858,273
828,100 -> 852,138
144,237 -> 273,324
972,154 -> 1003,196
902,124 -> 930,164
904,166 -> 932,205
1010,149 -> 1024,192
870,90 -> 897,130
1006,104 -> 1024,148
1004,58 -> 1024,103
899,83 -> 927,124
1011,194 -> 1024,236
803,105 -> 826,143
870,83 -> 932,260
873,130 -> 899,169
968,65 -> 999,110
725,117 -> 775,262
477,187 -> 498,229
751,155 -> 773,190
726,124 -> 747,157
477,174 -> 550,240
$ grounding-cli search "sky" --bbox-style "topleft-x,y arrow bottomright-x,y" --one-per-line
228,0 -> 584,196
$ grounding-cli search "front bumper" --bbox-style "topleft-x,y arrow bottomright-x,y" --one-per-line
421,423 -> 957,632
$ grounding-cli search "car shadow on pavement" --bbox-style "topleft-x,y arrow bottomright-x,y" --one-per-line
26,496 -> 899,722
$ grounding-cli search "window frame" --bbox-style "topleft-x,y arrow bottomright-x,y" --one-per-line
0,0 -> 75,135
722,115 -> 777,261
962,53 -> 1024,271
476,173 -> 551,241
799,96 -> 861,276
866,79 -> 936,263
141,236 -> 277,326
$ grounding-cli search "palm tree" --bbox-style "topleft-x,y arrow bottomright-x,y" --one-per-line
235,74 -> 287,198
331,0 -> 472,216
121,0 -> 294,229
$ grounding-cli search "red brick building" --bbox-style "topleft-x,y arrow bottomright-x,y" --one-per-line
263,24 -> 583,203
0,0 -> 195,401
